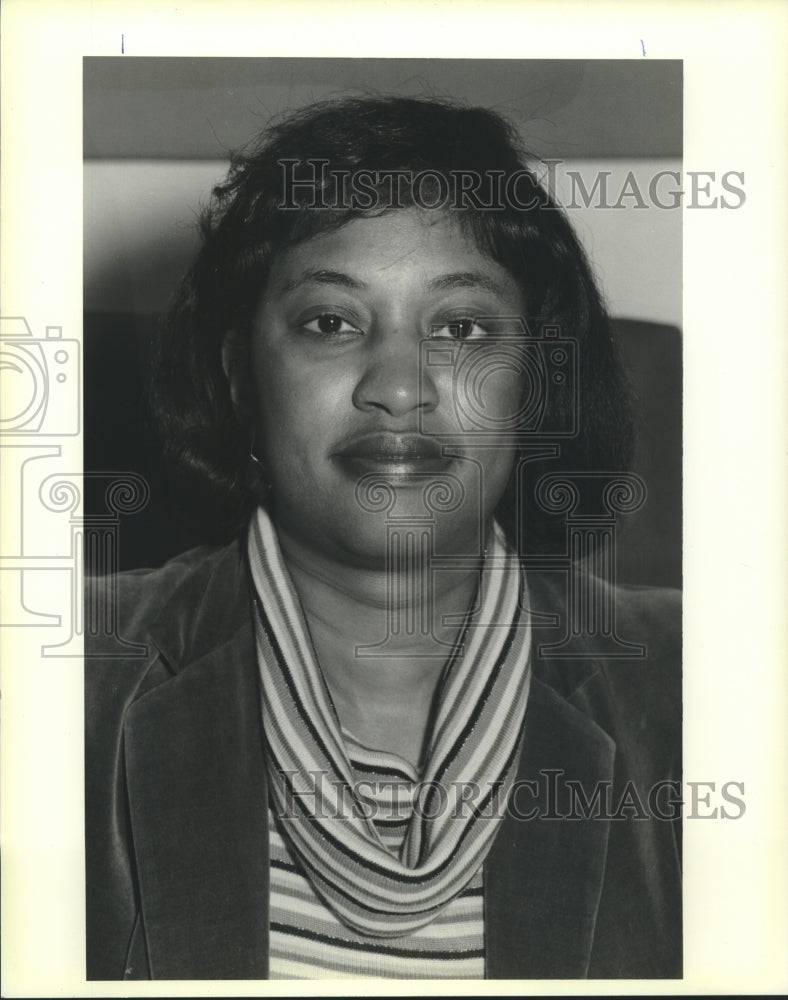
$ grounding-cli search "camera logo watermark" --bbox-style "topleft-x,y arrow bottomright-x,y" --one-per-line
0,316 -> 148,654
0,319 -> 80,436
420,323 -> 578,441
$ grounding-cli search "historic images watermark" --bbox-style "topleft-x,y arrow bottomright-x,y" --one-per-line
0,316 -> 150,655
274,769 -> 746,823
278,159 -> 746,212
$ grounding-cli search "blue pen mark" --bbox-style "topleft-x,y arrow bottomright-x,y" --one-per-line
640,38 -> 646,56
121,33 -> 125,54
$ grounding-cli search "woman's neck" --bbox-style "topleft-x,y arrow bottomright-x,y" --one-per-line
273,520 -> 487,765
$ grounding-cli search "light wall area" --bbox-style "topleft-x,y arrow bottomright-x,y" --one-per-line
84,157 -> 682,327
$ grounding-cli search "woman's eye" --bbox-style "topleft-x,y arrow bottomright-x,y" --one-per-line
430,318 -> 489,341
300,313 -> 361,338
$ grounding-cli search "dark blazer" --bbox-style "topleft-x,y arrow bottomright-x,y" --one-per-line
85,538 -> 682,980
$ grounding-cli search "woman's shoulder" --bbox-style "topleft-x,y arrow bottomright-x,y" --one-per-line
104,539 -> 236,597
527,568 -> 680,650
86,539 -> 245,648
526,568 -> 681,716
85,538 -> 248,739
610,580 -> 682,657
525,571 -> 682,792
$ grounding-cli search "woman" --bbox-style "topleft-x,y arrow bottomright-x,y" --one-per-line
85,96 -> 681,980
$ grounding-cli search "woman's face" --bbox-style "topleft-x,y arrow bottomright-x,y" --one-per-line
230,208 -> 527,565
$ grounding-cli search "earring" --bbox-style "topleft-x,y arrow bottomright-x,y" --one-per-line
246,427 -> 271,502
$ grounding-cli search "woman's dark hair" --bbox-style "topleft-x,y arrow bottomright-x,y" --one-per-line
150,95 -> 634,555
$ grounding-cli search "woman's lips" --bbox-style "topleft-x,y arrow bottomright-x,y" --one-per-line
333,432 -> 455,477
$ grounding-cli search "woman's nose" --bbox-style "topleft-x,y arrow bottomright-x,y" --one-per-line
352,335 -> 439,418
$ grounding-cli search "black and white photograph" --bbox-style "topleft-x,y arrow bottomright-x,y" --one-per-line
83,57 -> 683,980
2,2 -> 786,995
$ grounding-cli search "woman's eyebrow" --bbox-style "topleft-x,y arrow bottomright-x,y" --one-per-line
428,271 -> 507,296
279,269 -> 507,296
280,268 -> 367,293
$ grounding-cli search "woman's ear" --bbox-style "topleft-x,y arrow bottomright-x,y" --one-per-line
221,329 -> 253,421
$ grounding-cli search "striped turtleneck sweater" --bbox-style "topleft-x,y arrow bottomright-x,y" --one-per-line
248,506 -> 532,977
268,727 -> 485,979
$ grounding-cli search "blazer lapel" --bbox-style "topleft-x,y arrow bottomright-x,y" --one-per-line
123,543 -> 271,979
484,676 -> 616,978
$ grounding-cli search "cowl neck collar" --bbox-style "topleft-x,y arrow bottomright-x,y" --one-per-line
247,506 -> 533,938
